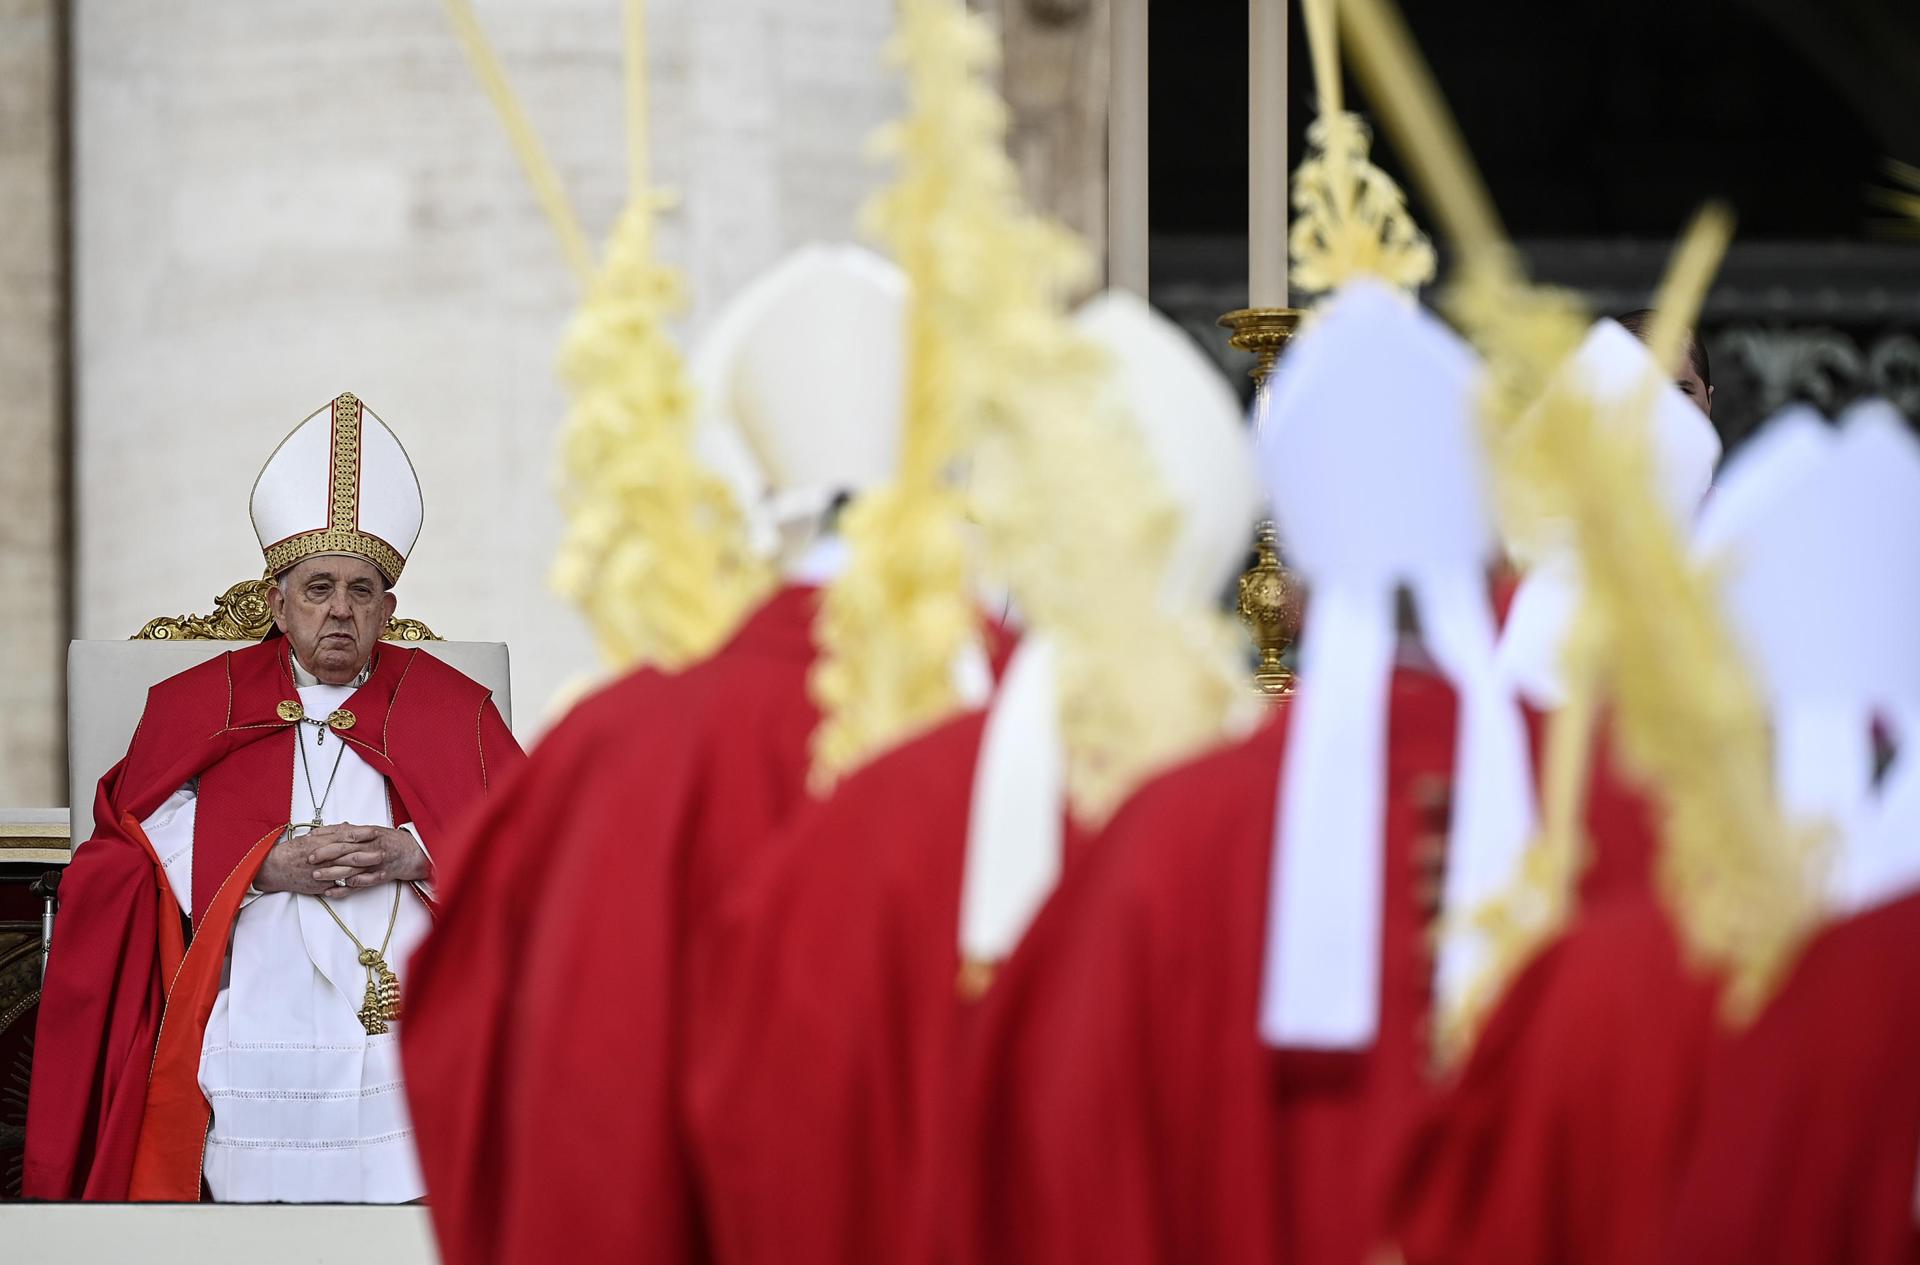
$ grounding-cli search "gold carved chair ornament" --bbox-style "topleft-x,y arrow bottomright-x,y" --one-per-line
133,576 -> 441,642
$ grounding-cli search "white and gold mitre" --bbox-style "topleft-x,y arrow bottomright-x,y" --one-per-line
250,391 -> 424,586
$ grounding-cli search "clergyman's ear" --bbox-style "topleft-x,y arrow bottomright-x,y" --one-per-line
381,588 -> 397,625
266,577 -> 290,635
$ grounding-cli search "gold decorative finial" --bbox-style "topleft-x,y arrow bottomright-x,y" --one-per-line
1287,111 -> 1436,302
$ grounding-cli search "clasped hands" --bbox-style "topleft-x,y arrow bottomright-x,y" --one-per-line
255,824 -> 430,900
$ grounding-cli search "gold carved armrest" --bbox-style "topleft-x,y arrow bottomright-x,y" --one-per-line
132,577 -> 440,641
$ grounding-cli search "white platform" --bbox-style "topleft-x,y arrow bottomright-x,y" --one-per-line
0,1204 -> 439,1264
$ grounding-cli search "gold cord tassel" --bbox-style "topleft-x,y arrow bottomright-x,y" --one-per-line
356,948 -> 401,1035
320,883 -> 406,1036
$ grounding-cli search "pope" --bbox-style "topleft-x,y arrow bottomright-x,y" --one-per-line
24,392 -> 522,1203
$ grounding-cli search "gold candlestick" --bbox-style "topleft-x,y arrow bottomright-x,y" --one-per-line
1218,306 -> 1301,381
1219,306 -> 1305,698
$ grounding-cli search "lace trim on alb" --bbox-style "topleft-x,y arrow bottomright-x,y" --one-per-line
201,1037 -> 395,1054
206,1080 -> 405,1103
206,1128 -> 416,1152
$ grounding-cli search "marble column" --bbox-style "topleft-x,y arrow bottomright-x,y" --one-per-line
0,0 -> 66,807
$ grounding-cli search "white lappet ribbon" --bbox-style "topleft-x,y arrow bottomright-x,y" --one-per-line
1261,584 -> 1396,1049
1259,574 -> 1534,1049
1414,571 -> 1538,1021
958,637 -> 1066,966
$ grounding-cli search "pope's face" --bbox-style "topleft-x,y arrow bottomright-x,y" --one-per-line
268,556 -> 396,685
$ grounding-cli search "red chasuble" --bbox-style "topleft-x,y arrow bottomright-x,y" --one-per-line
403,585 -> 829,1265
23,639 -> 518,1201
686,708 -> 1092,1265
1385,894 -> 1720,1265
1660,890 -> 1920,1265
940,669 -> 1460,1265
1381,720 -> 1721,1265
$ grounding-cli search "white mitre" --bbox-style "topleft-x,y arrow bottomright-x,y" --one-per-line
691,247 -> 856,556
1834,404 -> 1920,915
251,391 -> 422,585
1497,318 -> 1723,705
1256,278 -> 1535,1050
957,290 -> 1259,970
1078,292 -> 1264,610
1698,401 -> 1920,915
1690,405 -> 1831,560
720,244 -> 907,570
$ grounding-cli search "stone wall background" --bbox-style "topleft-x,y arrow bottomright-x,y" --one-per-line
65,0 -> 901,782
0,0 -> 65,806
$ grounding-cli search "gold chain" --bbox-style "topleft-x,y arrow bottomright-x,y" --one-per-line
293,723 -> 349,826
315,883 -> 405,1035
